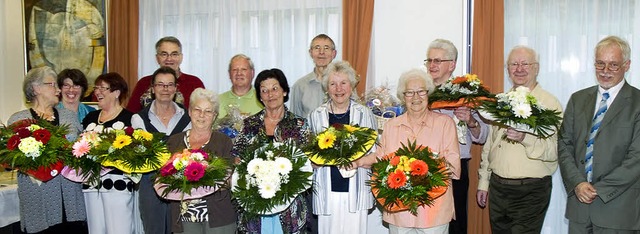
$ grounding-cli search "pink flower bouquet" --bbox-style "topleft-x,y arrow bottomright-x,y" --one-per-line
154,149 -> 230,200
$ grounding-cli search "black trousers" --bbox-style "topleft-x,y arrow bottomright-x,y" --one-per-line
449,158 -> 470,234
488,174 -> 552,234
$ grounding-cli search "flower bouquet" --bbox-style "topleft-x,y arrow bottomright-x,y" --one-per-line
0,119 -> 70,182
369,141 -> 450,215
232,140 -> 312,217
478,86 -> 562,142
216,105 -> 244,140
363,85 -> 404,129
154,149 -> 230,200
64,121 -> 170,185
429,74 -> 494,109
304,123 -> 377,175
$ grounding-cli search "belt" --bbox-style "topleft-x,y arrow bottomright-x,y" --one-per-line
83,178 -> 134,192
491,174 -> 550,185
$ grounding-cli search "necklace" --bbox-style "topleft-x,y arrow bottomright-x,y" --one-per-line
265,106 -> 284,122
329,101 -> 350,120
185,130 -> 210,149
98,107 -> 121,124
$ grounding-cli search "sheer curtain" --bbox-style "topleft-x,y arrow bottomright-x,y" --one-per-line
139,0 -> 342,95
504,1 -> 640,233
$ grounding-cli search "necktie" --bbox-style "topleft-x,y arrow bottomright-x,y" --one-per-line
585,92 -> 609,182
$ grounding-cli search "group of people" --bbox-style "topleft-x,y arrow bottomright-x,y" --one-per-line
5,33 -> 640,234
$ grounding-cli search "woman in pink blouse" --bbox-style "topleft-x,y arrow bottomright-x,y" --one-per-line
363,69 -> 460,233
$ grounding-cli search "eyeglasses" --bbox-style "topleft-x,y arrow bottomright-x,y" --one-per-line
41,82 -> 57,87
507,62 -> 538,70
94,86 -> 111,92
62,84 -> 82,90
403,89 -> 428,97
594,61 -> 625,71
192,108 -> 215,117
153,82 -> 177,89
424,58 -> 454,65
157,52 -> 181,59
311,45 -> 334,52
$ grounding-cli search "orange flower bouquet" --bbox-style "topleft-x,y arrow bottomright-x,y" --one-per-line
428,74 -> 494,109
369,141 -> 450,215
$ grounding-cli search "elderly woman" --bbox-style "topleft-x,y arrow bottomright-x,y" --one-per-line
56,68 -> 95,122
158,88 -> 237,233
365,69 -> 460,233
7,66 -> 87,233
306,61 -> 377,234
131,66 -> 191,234
81,72 -> 140,234
233,68 -> 310,234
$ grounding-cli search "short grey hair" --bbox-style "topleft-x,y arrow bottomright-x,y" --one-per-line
24,66 -> 57,102
227,54 -> 255,72
428,39 -> 458,61
595,35 -> 631,62
396,69 -> 434,102
189,88 -> 220,115
506,45 -> 540,64
321,61 -> 359,99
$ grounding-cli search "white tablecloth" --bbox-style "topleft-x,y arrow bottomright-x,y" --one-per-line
0,171 -> 19,228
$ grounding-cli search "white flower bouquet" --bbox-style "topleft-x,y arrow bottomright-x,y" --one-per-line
232,140 -> 312,216
478,86 -> 562,141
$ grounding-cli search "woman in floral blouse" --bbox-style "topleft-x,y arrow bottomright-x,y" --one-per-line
232,68 -> 311,234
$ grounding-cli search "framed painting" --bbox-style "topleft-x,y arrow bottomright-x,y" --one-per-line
23,0 -> 107,100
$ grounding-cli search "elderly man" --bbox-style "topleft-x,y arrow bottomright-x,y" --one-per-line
426,39 -> 488,234
217,54 -> 263,121
558,36 -> 640,233
290,34 -> 338,118
127,36 -> 205,112
476,46 -> 563,233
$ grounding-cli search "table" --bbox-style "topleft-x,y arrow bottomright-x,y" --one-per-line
0,171 -> 19,228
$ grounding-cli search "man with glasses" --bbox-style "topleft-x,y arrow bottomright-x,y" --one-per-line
290,34 -> 338,118
558,36 -> 640,233
476,46 -> 563,233
126,36 -> 205,112
425,39 -> 488,234
217,54 -> 263,121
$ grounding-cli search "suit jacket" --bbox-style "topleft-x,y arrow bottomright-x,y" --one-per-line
558,82 -> 640,230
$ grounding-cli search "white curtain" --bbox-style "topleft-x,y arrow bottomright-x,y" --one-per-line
138,0 -> 342,95
504,1 -> 640,233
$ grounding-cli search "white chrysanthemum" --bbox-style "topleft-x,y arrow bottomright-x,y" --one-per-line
18,137 -> 43,159
247,158 -> 264,176
258,181 -> 279,199
112,121 -> 125,130
274,157 -> 292,175
190,152 -> 205,161
265,150 -> 274,159
513,103 -> 533,118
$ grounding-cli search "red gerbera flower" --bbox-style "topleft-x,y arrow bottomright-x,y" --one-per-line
33,129 -> 52,144
160,163 -> 177,177
184,162 -> 206,182
387,170 -> 407,189
451,76 -> 467,84
409,160 -> 428,176
16,128 -> 31,138
7,135 -> 21,150
331,123 -> 344,130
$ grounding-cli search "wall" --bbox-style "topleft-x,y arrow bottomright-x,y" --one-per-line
0,0 -> 467,122
0,0 -> 28,123
369,0 -> 467,91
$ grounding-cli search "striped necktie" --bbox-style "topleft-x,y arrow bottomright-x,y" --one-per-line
585,92 -> 609,182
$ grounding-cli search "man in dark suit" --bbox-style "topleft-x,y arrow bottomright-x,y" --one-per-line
558,35 -> 640,233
